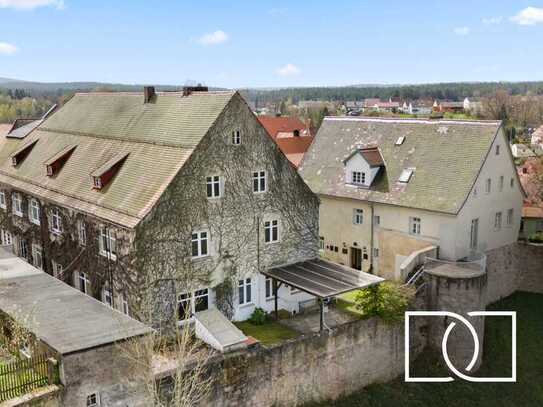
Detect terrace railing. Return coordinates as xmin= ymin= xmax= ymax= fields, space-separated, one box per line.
xmin=0 ymin=354 xmax=58 ymax=402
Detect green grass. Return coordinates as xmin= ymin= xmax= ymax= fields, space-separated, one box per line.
xmin=336 ymin=290 xmax=364 ymax=317
xmin=308 ymin=291 xmax=543 ymax=407
xmin=235 ymin=320 xmax=301 ymax=346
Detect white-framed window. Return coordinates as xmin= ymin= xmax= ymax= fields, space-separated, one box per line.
xmin=102 ymin=287 xmax=113 ymax=307
xmin=29 ymin=199 xmax=40 ymax=225
xmin=353 ymin=208 xmax=364 ymax=225
xmin=253 ymin=170 xmax=267 ymax=193
xmin=496 ymin=144 xmax=500 ymax=155
xmin=99 ymin=226 xmax=117 ymax=260
xmin=494 ymin=212 xmax=502 ymax=230
xmin=1 ymin=229 xmax=12 ymax=246
xmin=409 ymin=217 xmax=421 ymax=235
xmin=50 ymin=208 xmax=62 ymax=234
xmin=18 ymin=239 xmax=28 ymax=260
xmin=93 ymin=176 xmax=102 ymax=189
xmin=499 ymin=175 xmax=504 ymax=192
xmin=374 ymin=215 xmax=380 ymax=225
xmin=485 ymin=178 xmax=491 ymax=194
xmin=77 ymin=271 xmax=90 ymax=294
xmin=52 ymin=260 xmax=63 ymax=278
xmin=470 ymin=218 xmax=479 ymax=250
xmin=238 ymin=278 xmax=252 ymax=305
xmin=191 ymin=230 xmax=209 ymax=258
xmin=319 ymin=236 xmax=324 ymax=250
xmin=373 ymin=248 xmax=379 ymax=258
xmin=232 ymin=130 xmax=241 ymax=145
xmin=177 ymin=288 xmax=209 ymax=320
xmin=206 ymin=175 xmax=222 ymax=199
xmin=86 ymin=392 xmax=100 ymax=407
xmin=0 ymin=191 xmax=6 ymax=209
xmin=264 ymin=219 xmax=279 ymax=243
xmin=352 ymin=171 xmax=365 ymax=185
xmin=265 ymin=277 xmax=274 ymax=299
xmin=78 ymin=219 xmax=87 ymax=246
xmin=507 ymin=209 xmax=514 ymax=226
xmin=12 ymin=192 xmax=22 ymax=217
xmin=121 ymin=294 xmax=129 ymax=315
xmin=32 ymin=244 xmax=43 ymax=269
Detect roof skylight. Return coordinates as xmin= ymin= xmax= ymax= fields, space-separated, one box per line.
xmin=398 ymin=169 xmax=414 ymax=183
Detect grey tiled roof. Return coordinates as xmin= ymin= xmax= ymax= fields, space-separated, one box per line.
xmin=298 ymin=117 xmax=502 ymax=214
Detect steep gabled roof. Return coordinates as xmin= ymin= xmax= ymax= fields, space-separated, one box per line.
xmin=0 ymin=91 xmax=236 ymax=227
xmin=299 ymin=117 xmax=503 ymax=214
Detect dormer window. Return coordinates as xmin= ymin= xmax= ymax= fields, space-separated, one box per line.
xmin=11 ymin=139 xmax=38 ymax=167
xmin=44 ymin=145 xmax=76 ymax=177
xmin=344 ymin=146 xmax=384 ymax=188
xmin=398 ymin=169 xmax=413 ymax=183
xmin=91 ymin=153 xmax=129 ymax=190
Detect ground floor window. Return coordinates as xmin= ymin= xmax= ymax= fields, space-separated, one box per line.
xmin=102 ymin=287 xmax=113 ymax=307
xmin=86 ymin=393 xmax=100 ymax=407
xmin=32 ymin=244 xmax=43 ymax=269
xmin=177 ymin=288 xmax=210 ymax=320
xmin=52 ymin=260 xmax=63 ymax=278
xmin=76 ymin=271 xmax=90 ymax=295
xmin=1 ymin=229 xmax=12 ymax=246
xmin=238 ymin=278 xmax=252 ymax=305
xmin=18 ymin=238 xmax=28 ymax=261
xmin=265 ymin=277 xmax=274 ymax=299
xmin=121 ymin=294 xmax=129 ymax=315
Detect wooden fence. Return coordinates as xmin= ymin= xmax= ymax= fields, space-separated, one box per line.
xmin=0 ymin=354 xmax=58 ymax=402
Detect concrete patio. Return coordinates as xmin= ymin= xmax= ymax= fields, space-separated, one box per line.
xmin=278 ymin=304 xmax=359 ymax=335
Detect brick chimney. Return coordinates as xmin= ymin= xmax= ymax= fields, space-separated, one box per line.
xmin=143 ymin=86 xmax=156 ymax=103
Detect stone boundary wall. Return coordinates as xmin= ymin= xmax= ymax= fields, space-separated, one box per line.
xmin=485 ymin=242 xmax=543 ymax=305
xmin=202 ymin=315 xmax=427 ymax=407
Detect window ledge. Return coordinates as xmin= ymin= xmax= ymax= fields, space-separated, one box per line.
xmin=99 ymin=251 xmax=117 ymax=261
xmin=31 ymin=220 xmax=40 ymax=226
xmin=238 ymin=302 xmax=254 ymax=309
xmin=13 ymin=212 xmax=23 ymax=217
xmin=191 ymin=254 xmax=211 ymax=262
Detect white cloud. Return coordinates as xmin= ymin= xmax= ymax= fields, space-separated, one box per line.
xmin=511 ymin=7 xmax=543 ymax=25
xmin=268 ymin=8 xmax=287 ymax=16
xmin=197 ymin=30 xmax=228 ymax=46
xmin=0 ymin=42 xmax=17 ymax=55
xmin=276 ymin=63 xmax=301 ymax=77
xmin=0 ymin=0 xmax=64 ymax=10
xmin=453 ymin=26 xmax=470 ymax=36
xmin=482 ymin=16 xmax=503 ymax=25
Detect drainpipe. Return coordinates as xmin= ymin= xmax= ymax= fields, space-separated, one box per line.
xmin=369 ymin=203 xmax=374 ymax=274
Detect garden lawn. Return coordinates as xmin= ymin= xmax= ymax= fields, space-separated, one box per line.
xmin=235 ymin=321 xmax=301 ymax=346
xmin=336 ymin=290 xmax=364 ymax=317
xmin=308 ymin=291 xmax=543 ymax=407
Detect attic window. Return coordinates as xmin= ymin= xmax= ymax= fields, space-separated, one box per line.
xmin=91 ymin=153 xmax=129 ymax=190
xmin=44 ymin=145 xmax=77 ymax=176
xmin=395 ymin=136 xmax=405 ymax=146
xmin=398 ymin=169 xmax=414 ymax=183
xmin=10 ymin=139 xmax=38 ymax=166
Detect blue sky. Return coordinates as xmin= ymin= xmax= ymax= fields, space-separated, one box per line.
xmin=1 ymin=0 xmax=543 ymax=88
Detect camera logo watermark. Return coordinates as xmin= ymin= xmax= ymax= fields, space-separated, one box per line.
xmin=404 ymin=311 xmax=516 ymax=382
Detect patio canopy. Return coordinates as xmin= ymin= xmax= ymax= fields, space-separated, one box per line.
xmin=262 ymin=258 xmax=384 ymax=299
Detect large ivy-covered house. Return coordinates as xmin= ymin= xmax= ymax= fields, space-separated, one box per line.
xmin=0 ymin=87 xmax=319 ymax=327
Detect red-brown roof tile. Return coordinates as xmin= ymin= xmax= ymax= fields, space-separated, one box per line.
xmin=258 ymin=116 xmax=309 ymax=139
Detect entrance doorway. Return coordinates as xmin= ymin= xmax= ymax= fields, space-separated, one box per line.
xmin=350 ymin=247 xmax=362 ymax=270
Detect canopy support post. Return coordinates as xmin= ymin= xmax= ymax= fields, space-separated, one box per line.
xmin=319 ymin=298 xmax=324 ymax=332
xmin=273 ymin=279 xmax=282 ymax=321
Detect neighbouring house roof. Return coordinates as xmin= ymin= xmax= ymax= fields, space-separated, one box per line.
xmin=263 ymin=258 xmax=384 ymax=298
xmin=0 ymin=248 xmax=152 ymax=355
xmin=299 ymin=117 xmax=503 ymax=214
xmin=523 ymin=206 xmax=543 ymax=219
xmin=0 ymin=91 xmax=236 ymax=228
xmin=258 ymin=115 xmax=314 ymax=168
xmin=257 ymin=116 xmax=309 ymax=139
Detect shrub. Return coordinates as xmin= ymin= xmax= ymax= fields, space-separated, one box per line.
xmin=248 ymin=307 xmax=268 ymax=325
xmin=354 ymin=282 xmax=415 ymax=323
xmin=528 ymin=232 xmax=543 ymax=243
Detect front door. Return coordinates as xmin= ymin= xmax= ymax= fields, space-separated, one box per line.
xmin=351 ymin=247 xmax=362 ymax=270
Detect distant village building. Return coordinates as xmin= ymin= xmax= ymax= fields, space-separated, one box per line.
xmin=511 ymin=143 xmax=543 ymax=158
xmin=257 ymin=115 xmax=314 ymax=167
xmin=299 ymin=117 xmax=524 ymax=280
xmin=435 ymin=100 xmax=465 ymax=113
xmin=531 ymin=125 xmax=543 ymax=146
xmin=0 ymin=87 xmax=320 ymax=330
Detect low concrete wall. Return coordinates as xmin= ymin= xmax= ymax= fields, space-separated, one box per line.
xmin=203 ymin=315 xmax=427 ymax=406
xmin=486 ymin=242 xmax=543 ymax=305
